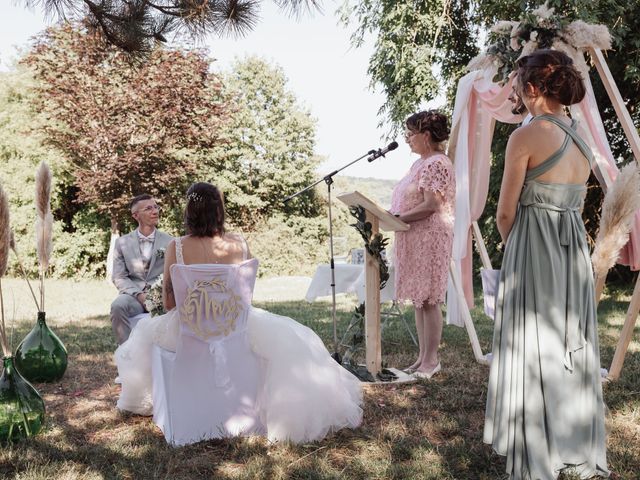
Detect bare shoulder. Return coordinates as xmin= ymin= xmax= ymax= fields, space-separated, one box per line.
xmin=165 ymin=239 xmax=177 ymax=257
xmin=224 ymin=232 xmax=246 ymax=249
xmin=506 ymin=124 xmax=533 ymax=154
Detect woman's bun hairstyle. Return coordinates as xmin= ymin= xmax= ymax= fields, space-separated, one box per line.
xmin=516 ymin=49 xmax=586 ymax=106
xmin=405 ymin=110 xmax=450 ymax=143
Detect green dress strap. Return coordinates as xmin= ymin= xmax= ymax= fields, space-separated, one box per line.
xmin=525 ymin=114 xmax=593 ymax=182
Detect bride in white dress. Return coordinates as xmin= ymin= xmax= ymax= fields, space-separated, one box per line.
xmin=114 ymin=182 xmax=363 ymax=444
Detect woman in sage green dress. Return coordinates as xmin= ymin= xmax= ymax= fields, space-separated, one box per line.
xmin=484 ymin=50 xmax=609 ymax=479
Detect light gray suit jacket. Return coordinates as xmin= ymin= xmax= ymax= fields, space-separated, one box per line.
xmin=111 ymin=229 xmax=173 ymax=296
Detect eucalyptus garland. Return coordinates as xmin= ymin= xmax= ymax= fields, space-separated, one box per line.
xmin=348 ymin=205 xmax=390 ymax=287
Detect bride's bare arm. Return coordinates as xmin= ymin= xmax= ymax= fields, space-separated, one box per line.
xmin=163 ymin=240 xmax=177 ymax=311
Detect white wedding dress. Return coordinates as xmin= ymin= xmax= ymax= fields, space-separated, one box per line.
xmin=114 ymin=237 xmax=363 ymax=444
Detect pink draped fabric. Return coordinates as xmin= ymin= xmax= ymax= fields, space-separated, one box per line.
xmin=446 ymin=68 xmax=640 ymax=328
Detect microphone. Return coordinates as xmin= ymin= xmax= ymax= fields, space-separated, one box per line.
xmin=367 ymin=141 xmax=399 ymax=162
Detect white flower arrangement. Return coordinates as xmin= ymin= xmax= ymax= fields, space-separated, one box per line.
xmin=145 ymin=274 xmax=166 ymax=317
xmin=468 ymin=1 xmax=612 ymax=84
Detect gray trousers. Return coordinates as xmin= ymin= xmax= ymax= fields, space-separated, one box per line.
xmin=111 ymin=293 xmax=145 ymax=344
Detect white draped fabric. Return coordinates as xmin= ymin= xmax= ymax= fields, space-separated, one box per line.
xmin=446 ymin=58 xmax=640 ymax=327
xmin=305 ymin=264 xmax=396 ymax=304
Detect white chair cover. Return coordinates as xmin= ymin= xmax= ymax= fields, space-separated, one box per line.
xmin=151 ymin=258 xmax=265 ymax=446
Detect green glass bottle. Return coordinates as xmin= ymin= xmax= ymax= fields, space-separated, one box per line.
xmin=15 ymin=312 xmax=67 ymax=383
xmin=0 ymin=356 xmax=45 ymax=441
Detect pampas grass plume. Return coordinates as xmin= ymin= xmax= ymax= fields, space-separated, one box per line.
xmin=565 ymin=20 xmax=612 ymax=51
xmin=35 ymin=161 xmax=52 ymax=219
xmin=35 ymin=162 xmax=53 ymax=274
xmin=35 ymin=213 xmax=53 ymax=273
xmin=0 ymin=183 xmax=10 ymax=278
xmin=592 ymin=163 xmax=640 ymax=278
xmin=0 ymin=183 xmax=11 ymax=355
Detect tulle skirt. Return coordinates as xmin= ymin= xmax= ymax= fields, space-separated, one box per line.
xmin=114 ymin=307 xmax=363 ymax=443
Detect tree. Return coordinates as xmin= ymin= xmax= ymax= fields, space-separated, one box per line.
xmin=339 ymin=0 xmax=479 ymax=130
xmin=209 ymin=56 xmax=323 ymax=230
xmin=341 ymin=0 xmax=640 ymax=139
xmin=342 ymin=0 xmax=640 ymax=278
xmin=21 ymin=0 xmax=322 ymax=53
xmin=24 ymin=23 xmax=230 ymax=236
xmin=0 ymin=68 xmax=110 ymax=278
xmin=188 ymin=56 xmax=329 ymax=276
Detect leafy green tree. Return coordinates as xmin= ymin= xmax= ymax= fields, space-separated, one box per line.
xmin=198 ymin=57 xmax=329 ymax=276
xmin=0 ymin=52 xmax=330 ymax=278
xmin=342 ymin=0 xmax=640 ymax=279
xmin=20 ymin=0 xmax=321 ymax=53
xmin=23 ymin=23 xmax=230 ymax=236
xmin=341 ymin=0 xmax=640 ymax=137
xmin=0 ymin=68 xmax=109 ymax=278
xmin=209 ymin=56 xmax=324 ymax=230
xmin=339 ymin=0 xmax=479 ymax=130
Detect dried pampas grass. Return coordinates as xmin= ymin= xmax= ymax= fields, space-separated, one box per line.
xmin=592 ymin=163 xmax=640 ymax=278
xmin=0 ymin=184 xmax=9 ymax=278
xmin=35 ymin=162 xmax=53 ymax=312
xmin=564 ymin=20 xmax=612 ymax=51
xmin=0 ymin=183 xmax=11 ymax=356
xmin=35 ymin=161 xmax=52 ymax=220
xmin=35 ymin=213 xmax=53 ymax=274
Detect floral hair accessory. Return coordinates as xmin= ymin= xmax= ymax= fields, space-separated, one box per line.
xmin=188 ymin=192 xmax=203 ymax=203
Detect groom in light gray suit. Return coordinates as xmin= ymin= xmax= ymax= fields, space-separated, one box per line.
xmin=111 ymin=194 xmax=173 ymax=344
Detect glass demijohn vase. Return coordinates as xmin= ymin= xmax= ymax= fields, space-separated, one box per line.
xmin=15 ymin=311 xmax=67 ymax=382
xmin=0 ymin=355 xmax=45 ymax=441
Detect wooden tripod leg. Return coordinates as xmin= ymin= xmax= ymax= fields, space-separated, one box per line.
xmin=589 ymin=47 xmax=640 ymax=162
xmin=586 ymin=48 xmax=640 ymax=380
xmin=594 ymin=273 xmax=607 ymax=307
xmin=608 ymin=274 xmax=640 ymax=380
xmin=449 ymin=259 xmax=488 ymax=365
xmin=472 ymin=221 xmax=493 ymax=270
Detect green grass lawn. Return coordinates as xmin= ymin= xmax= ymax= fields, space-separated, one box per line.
xmin=0 ymin=277 xmax=638 ymax=480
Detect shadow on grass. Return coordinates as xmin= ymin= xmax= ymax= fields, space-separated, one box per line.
xmin=0 ymin=293 xmax=637 ymax=479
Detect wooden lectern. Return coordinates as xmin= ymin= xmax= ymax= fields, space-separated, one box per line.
xmin=337 ymin=191 xmax=409 ymax=376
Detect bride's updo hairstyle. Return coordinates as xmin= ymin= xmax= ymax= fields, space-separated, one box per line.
xmin=405 ymin=110 xmax=450 ymax=143
xmin=184 ymin=182 xmax=225 ymax=237
xmin=516 ymin=49 xmax=586 ymax=106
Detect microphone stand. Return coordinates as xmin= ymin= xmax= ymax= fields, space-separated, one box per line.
xmin=284 ymin=148 xmax=387 ymax=363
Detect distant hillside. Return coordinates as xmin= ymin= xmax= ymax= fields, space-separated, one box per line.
xmin=332 ymin=175 xmax=396 ymax=209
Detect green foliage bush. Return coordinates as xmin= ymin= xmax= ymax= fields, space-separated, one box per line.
xmin=246 ymin=214 xmax=329 ymax=277
xmin=0 ymin=53 xmax=331 ymax=279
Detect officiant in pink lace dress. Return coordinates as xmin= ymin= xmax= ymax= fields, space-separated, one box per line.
xmin=390 ymin=110 xmax=455 ymax=379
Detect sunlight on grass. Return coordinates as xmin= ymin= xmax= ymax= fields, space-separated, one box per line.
xmin=0 ymin=278 xmax=637 ymax=479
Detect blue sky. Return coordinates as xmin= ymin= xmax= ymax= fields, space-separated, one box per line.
xmin=0 ymin=2 xmax=439 ymax=181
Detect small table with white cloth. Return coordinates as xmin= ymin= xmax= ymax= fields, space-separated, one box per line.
xmin=304 ymin=263 xmax=416 ymax=345
xmin=304 ymin=263 xmax=396 ymax=304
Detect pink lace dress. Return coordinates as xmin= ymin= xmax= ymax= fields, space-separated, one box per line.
xmin=390 ymin=154 xmax=455 ymax=306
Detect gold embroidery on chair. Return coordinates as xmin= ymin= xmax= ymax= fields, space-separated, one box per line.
xmin=180 ymin=278 xmax=243 ymax=339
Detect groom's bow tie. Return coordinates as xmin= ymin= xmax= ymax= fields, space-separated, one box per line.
xmin=139 ymin=237 xmax=154 ymax=244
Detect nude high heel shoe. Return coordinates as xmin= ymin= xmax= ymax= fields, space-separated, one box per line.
xmin=412 ymin=362 xmax=441 ymax=380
